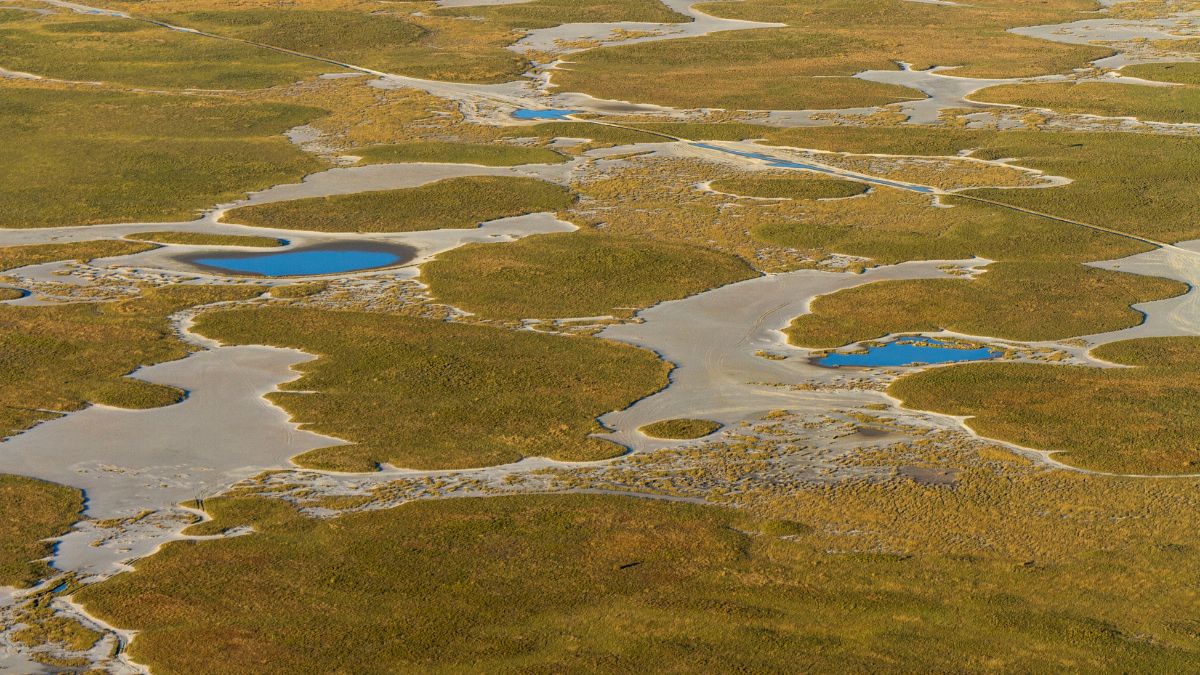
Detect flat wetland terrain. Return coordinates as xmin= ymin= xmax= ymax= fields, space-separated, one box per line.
xmin=5 ymin=0 xmax=1200 ymax=671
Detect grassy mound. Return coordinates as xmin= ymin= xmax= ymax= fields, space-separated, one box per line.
xmin=223 ymin=176 xmax=572 ymax=233
xmin=422 ymin=232 xmax=756 ymax=320
xmin=127 ymin=232 xmax=284 ymax=248
xmin=0 ymin=86 xmax=323 ymax=228
xmin=191 ymin=307 xmax=670 ymax=471
xmin=0 ymin=285 xmax=260 ymax=441
xmin=353 ymin=142 xmax=567 ymax=167
xmin=0 ymin=476 xmax=80 ymax=587
xmin=0 ymin=241 xmax=158 ymax=272
xmin=890 ymin=336 xmax=1200 ymax=475
xmin=640 ymin=418 xmax=723 ymax=439
xmin=710 ymin=176 xmax=867 ymax=200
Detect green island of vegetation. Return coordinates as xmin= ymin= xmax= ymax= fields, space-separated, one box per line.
xmin=191 ymin=307 xmax=670 ymax=471
xmin=0 ymin=475 xmax=80 ymax=588
xmin=640 ymin=418 xmax=724 ymax=439
xmin=0 ymin=240 xmax=158 ymax=272
xmin=352 ymin=142 xmax=568 ymax=167
xmin=126 ymin=232 xmax=285 ymax=248
xmin=891 ymin=337 xmax=1200 ymax=475
xmin=222 ymin=177 xmax=572 ymax=233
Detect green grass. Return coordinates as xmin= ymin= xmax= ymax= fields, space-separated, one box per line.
xmin=75 ymin=492 xmax=1200 ymax=672
xmin=222 ymin=176 xmax=572 ymax=233
xmin=751 ymin=190 xmax=1149 ymax=266
xmin=890 ymin=337 xmax=1200 ymax=475
xmin=353 ymin=142 xmax=567 ymax=167
xmin=786 ymin=261 xmax=1186 ymax=349
xmin=970 ymin=80 xmax=1200 ymax=124
xmin=126 ymin=232 xmax=284 ymax=247
xmin=0 ymin=85 xmax=324 ymax=228
xmin=435 ymin=0 xmax=688 ymax=26
xmin=0 ymin=285 xmax=261 ymax=441
xmin=552 ymin=0 xmax=1107 ymax=110
xmin=0 ymin=475 xmax=81 ymax=587
xmin=421 ymin=232 xmax=757 ymax=320
xmin=710 ymin=176 xmax=868 ymax=200
xmin=0 ymin=14 xmax=326 ymax=89
xmin=640 ymin=418 xmax=723 ymax=439
xmin=191 ymin=307 xmax=670 ymax=471
xmin=1123 ymin=62 xmax=1200 ymax=86
xmin=761 ymin=127 xmax=1200 ymax=243
xmin=0 ymin=240 xmax=158 ymax=272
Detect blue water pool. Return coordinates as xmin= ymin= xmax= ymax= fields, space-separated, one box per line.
xmin=818 ymin=338 xmax=1000 ymax=368
xmin=512 ymin=108 xmax=579 ymax=120
xmin=184 ymin=243 xmax=414 ymax=277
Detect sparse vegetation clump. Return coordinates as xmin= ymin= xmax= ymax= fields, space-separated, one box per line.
xmin=0 ymin=240 xmax=158 ymax=271
xmin=353 ymin=142 xmax=567 ymax=167
xmin=640 ymin=418 xmax=723 ymax=439
xmin=421 ymin=232 xmax=756 ymax=320
xmin=890 ymin=337 xmax=1200 ymax=475
xmin=0 ymin=475 xmax=81 ymax=587
xmin=223 ymin=177 xmax=572 ymax=233
xmin=0 ymin=285 xmax=261 ymax=441
xmin=127 ymin=232 xmax=285 ymax=248
xmin=191 ymin=307 xmax=671 ymax=471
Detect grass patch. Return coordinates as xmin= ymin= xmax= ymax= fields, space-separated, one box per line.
xmin=191 ymin=307 xmax=670 ymax=471
xmin=268 ymin=281 xmax=328 ymax=299
xmin=353 ymin=142 xmax=567 ymax=167
xmin=890 ymin=337 xmax=1200 ymax=474
xmin=421 ymin=232 xmax=756 ymax=320
xmin=970 ymin=80 xmax=1200 ymax=124
xmin=553 ymin=0 xmax=1107 ymax=109
xmin=710 ymin=176 xmax=868 ymax=200
xmin=0 ymin=475 xmax=80 ymax=587
xmin=640 ymin=418 xmax=723 ymax=439
xmin=0 ymin=85 xmax=324 ymax=228
xmin=0 ymin=285 xmax=260 ymax=441
xmin=786 ymin=261 xmax=1185 ymax=348
xmin=1123 ymin=62 xmax=1200 ymax=86
xmin=761 ymin=127 xmax=1200 ymax=243
xmin=127 ymin=232 xmax=284 ymax=247
xmin=76 ymin=492 xmax=1200 ymax=672
xmin=0 ymin=240 xmax=158 ymax=272
xmin=222 ymin=176 xmax=572 ymax=233
xmin=0 ymin=14 xmax=325 ymax=88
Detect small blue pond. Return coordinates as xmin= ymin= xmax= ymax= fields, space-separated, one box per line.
xmin=185 ymin=243 xmax=414 ymax=277
xmin=691 ymin=143 xmax=935 ymax=194
xmin=512 ymin=108 xmax=579 ymax=120
xmin=818 ymin=338 xmax=1000 ymax=368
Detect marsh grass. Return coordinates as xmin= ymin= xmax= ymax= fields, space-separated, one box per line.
xmin=786 ymin=261 xmax=1185 ymax=349
xmin=0 ymin=15 xmax=325 ymax=89
xmin=0 ymin=475 xmax=80 ymax=587
xmin=192 ymin=307 xmax=670 ymax=471
xmin=353 ymin=142 xmax=567 ymax=167
xmin=223 ymin=176 xmax=572 ymax=233
xmin=0 ymin=240 xmax=158 ymax=271
xmin=76 ymin=492 xmax=1200 ymax=672
xmin=640 ymin=418 xmax=723 ymax=439
xmin=127 ymin=232 xmax=284 ymax=248
xmin=0 ymin=85 xmax=324 ymax=228
xmin=970 ymin=81 xmax=1200 ymax=124
xmin=553 ymin=0 xmax=1107 ymax=109
xmin=710 ymin=176 xmax=868 ymax=200
xmin=421 ymin=232 xmax=756 ymax=320
xmin=0 ymin=285 xmax=260 ymax=441
xmin=891 ymin=337 xmax=1200 ymax=474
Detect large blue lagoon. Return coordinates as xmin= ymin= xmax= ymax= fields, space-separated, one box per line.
xmin=183 ymin=243 xmax=415 ymax=277
xmin=818 ymin=337 xmax=1000 ymax=368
